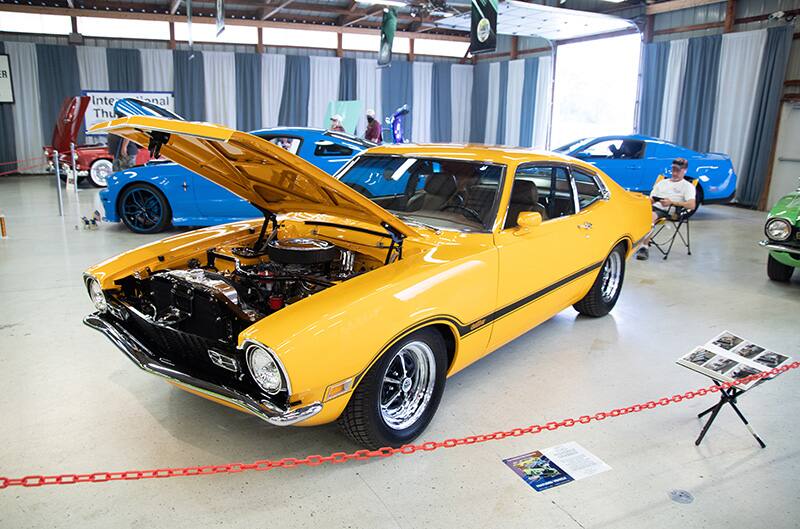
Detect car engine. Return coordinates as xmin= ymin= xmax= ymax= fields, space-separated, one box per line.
xmin=114 ymin=237 xmax=361 ymax=346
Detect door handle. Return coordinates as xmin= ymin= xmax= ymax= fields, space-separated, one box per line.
xmin=578 ymin=222 xmax=593 ymax=230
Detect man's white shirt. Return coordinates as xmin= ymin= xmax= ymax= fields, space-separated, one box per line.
xmin=651 ymin=178 xmax=696 ymax=211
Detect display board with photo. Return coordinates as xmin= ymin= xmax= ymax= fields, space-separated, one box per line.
xmin=676 ymin=331 xmax=792 ymax=390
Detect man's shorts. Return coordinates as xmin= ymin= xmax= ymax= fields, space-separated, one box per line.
xmin=652 ymin=206 xmax=672 ymax=220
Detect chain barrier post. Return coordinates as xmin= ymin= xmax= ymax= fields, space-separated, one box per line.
xmin=53 ymin=150 xmax=64 ymax=217
xmin=70 ymin=142 xmax=79 ymax=193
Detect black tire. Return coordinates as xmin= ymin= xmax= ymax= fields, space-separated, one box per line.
xmin=339 ymin=328 xmax=447 ymax=449
xmin=767 ymin=254 xmax=794 ymax=282
xmin=118 ymin=183 xmax=172 ymax=234
xmin=573 ymin=243 xmax=626 ymax=317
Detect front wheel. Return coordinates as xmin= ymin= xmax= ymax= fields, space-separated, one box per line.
xmin=573 ymin=244 xmax=626 ymax=317
xmin=119 ymin=184 xmax=172 ymax=234
xmin=339 ymin=329 xmax=447 ymax=449
xmin=88 ymin=159 xmax=113 ymax=187
xmin=767 ymin=254 xmax=794 ymax=282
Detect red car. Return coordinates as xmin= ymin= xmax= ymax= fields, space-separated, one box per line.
xmin=44 ymin=96 xmax=149 ymax=187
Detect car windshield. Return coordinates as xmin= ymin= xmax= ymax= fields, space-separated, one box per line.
xmin=339 ymin=155 xmax=505 ymax=231
xmin=554 ymin=138 xmax=589 ymax=153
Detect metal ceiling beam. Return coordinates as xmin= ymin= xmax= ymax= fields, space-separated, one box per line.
xmin=261 ymin=0 xmax=298 ymax=20
xmin=169 ymin=0 xmax=181 ymax=15
xmin=645 ymin=0 xmax=725 ymax=16
xmin=0 ymin=3 xmax=469 ymax=40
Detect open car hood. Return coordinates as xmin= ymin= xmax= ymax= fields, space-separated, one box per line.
xmin=51 ymin=96 xmax=90 ymax=152
xmin=90 ymin=116 xmax=415 ymax=239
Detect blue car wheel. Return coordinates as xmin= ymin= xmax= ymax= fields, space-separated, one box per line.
xmin=119 ymin=183 xmax=172 ymax=234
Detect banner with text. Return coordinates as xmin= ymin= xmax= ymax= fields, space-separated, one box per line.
xmin=0 ymin=54 xmax=13 ymax=104
xmin=82 ymin=91 xmax=175 ymax=135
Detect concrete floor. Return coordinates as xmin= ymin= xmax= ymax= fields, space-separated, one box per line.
xmin=0 ymin=175 xmax=798 ymax=529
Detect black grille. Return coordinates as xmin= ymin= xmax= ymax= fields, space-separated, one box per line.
xmin=123 ymin=308 xmax=238 ymax=381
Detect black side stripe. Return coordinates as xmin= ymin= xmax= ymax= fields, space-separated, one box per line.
xmin=456 ymin=260 xmax=604 ymax=337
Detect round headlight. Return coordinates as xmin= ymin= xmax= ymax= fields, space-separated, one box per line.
xmin=86 ymin=276 xmax=108 ymax=312
xmin=765 ymin=218 xmax=791 ymax=241
xmin=247 ymin=345 xmax=283 ymax=395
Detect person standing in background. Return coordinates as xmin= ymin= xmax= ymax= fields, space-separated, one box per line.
xmin=364 ymin=109 xmax=382 ymax=144
xmin=108 ymin=133 xmax=138 ymax=172
xmin=329 ymin=114 xmax=346 ymax=133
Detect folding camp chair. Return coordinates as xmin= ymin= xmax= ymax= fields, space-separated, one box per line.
xmin=648 ymin=176 xmax=698 ymax=260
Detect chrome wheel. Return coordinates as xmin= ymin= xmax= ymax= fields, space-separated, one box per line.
xmin=89 ymin=159 xmax=113 ymax=187
xmin=380 ymin=341 xmax=437 ymax=430
xmin=600 ymin=251 xmax=622 ymax=303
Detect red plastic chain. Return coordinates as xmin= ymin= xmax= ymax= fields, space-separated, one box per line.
xmin=0 ymin=160 xmax=49 ymax=177
xmin=1 ymin=361 xmax=797 ymax=490
xmin=0 ymin=156 xmax=48 ymax=167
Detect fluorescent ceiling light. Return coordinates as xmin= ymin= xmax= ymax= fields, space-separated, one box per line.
xmin=359 ymin=0 xmax=407 ymax=7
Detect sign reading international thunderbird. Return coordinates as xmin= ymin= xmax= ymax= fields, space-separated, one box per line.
xmin=83 ymin=115 xmax=651 ymax=448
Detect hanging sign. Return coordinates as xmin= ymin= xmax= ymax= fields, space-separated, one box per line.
xmin=470 ymin=0 xmax=497 ymax=55
xmin=216 ymin=0 xmax=225 ymax=36
xmin=82 ymin=91 xmax=175 ymax=135
xmin=0 ymin=54 xmax=13 ymax=104
xmin=378 ymin=8 xmax=397 ymax=67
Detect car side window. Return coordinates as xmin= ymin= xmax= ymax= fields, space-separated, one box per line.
xmin=577 ymin=139 xmax=644 ymax=160
xmin=506 ymin=165 xmax=575 ymax=228
xmin=573 ymin=169 xmax=604 ymax=209
xmin=265 ymin=137 xmax=301 ymax=155
xmin=314 ymin=141 xmax=354 ymax=157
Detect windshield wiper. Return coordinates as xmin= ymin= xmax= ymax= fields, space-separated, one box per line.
xmin=397 ymin=215 xmax=442 ymax=234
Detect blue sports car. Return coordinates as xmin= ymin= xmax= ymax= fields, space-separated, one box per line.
xmin=101 ymin=128 xmax=374 ymax=233
xmin=555 ymin=135 xmax=737 ymax=206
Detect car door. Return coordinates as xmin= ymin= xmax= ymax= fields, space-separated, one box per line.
xmin=574 ymin=138 xmax=646 ymax=192
xmin=570 ymin=166 xmax=619 ymax=265
xmin=488 ymin=164 xmax=596 ymax=351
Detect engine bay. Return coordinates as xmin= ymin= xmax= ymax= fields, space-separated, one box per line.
xmin=113 ymin=235 xmax=379 ymax=346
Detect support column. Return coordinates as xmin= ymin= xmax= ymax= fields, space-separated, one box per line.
xmin=409 ymin=38 xmax=415 ymax=62
xmin=336 ymin=32 xmax=343 ymax=58
xmin=724 ymin=0 xmax=736 ymax=33
xmin=510 ymin=36 xmax=518 ymax=60
xmin=257 ymin=27 xmax=265 ymax=53
xmin=168 ymin=21 xmax=176 ymax=50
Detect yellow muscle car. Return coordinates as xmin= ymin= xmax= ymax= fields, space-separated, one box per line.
xmin=83 ymin=116 xmax=651 ymax=449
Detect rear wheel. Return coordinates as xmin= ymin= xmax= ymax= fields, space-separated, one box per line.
xmin=119 ymin=184 xmax=171 ymax=234
xmin=767 ymin=254 xmax=794 ymax=282
xmin=339 ymin=329 xmax=447 ymax=449
xmin=88 ymin=159 xmax=113 ymax=187
xmin=573 ymin=244 xmax=626 ymax=317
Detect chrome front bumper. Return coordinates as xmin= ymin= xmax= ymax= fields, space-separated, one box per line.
xmin=759 ymin=240 xmax=800 ymax=256
xmin=83 ymin=313 xmax=322 ymax=426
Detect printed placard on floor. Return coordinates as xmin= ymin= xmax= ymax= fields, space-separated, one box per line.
xmin=503 ymin=442 xmax=611 ymax=492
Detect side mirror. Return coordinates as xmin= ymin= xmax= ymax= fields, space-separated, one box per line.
xmin=515 ymin=212 xmax=542 ymax=234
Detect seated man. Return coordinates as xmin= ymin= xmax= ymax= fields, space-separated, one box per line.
xmin=636 ymin=157 xmax=696 ymax=261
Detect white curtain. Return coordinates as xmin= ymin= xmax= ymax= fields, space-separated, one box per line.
xmin=411 ymin=61 xmax=433 ymax=143
xmin=6 ymin=42 xmax=44 ymax=172
xmin=76 ymin=46 xmax=109 ymax=91
xmin=504 ymin=59 xmax=525 ymax=147
xmin=484 ymin=62 xmax=501 ymax=144
xmin=659 ymin=39 xmax=688 ymax=142
xmin=710 ymin=29 xmax=767 ymax=190
xmin=356 ymin=58 xmax=382 ymax=137
xmin=450 ymin=64 xmax=473 ymax=144
xmin=203 ymin=51 xmax=236 ymax=127
xmin=308 ymin=56 xmax=341 ymax=129
xmin=532 ymin=55 xmax=552 ymax=149
xmin=140 ymin=49 xmax=174 ymax=92
xmin=261 ymin=54 xmax=285 ymax=129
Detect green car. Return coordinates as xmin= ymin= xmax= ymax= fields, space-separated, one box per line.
xmin=761 ymin=187 xmax=800 ymax=282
